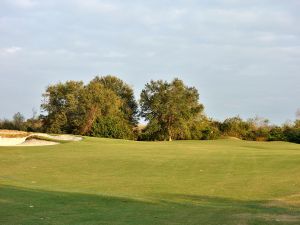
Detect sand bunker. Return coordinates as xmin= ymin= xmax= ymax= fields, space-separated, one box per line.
xmin=0 ymin=130 xmax=82 ymax=147
xmin=0 ymin=137 xmax=28 ymax=146
xmin=33 ymin=133 xmax=83 ymax=141
xmin=18 ymin=139 xmax=59 ymax=146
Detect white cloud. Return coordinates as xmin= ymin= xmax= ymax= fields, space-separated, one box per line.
xmin=194 ymin=8 xmax=293 ymax=27
xmin=256 ymin=33 xmax=297 ymax=43
xmin=73 ymin=40 xmax=90 ymax=48
xmin=10 ymin=0 xmax=37 ymax=8
xmin=1 ymin=47 xmax=22 ymax=55
xmin=105 ymin=51 xmax=127 ymax=58
xmin=75 ymin=0 xmax=118 ymax=13
xmin=145 ymin=52 xmax=156 ymax=58
xmin=207 ymin=9 xmax=259 ymax=23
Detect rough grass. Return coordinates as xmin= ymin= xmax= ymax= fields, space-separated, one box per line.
xmin=0 ymin=130 xmax=29 ymax=138
xmin=1 ymin=138 xmax=300 ymax=225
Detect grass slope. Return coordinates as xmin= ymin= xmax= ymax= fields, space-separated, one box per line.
xmin=1 ymin=138 xmax=300 ymax=225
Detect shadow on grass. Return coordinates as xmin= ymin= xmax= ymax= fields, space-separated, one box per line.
xmin=0 ymin=186 xmax=300 ymax=225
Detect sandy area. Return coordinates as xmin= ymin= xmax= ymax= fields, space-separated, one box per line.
xmin=18 ymin=139 xmax=58 ymax=146
xmin=33 ymin=133 xmax=83 ymax=141
xmin=0 ymin=130 xmax=82 ymax=147
xmin=0 ymin=137 xmax=27 ymax=146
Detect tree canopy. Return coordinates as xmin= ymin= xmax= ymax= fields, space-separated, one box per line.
xmin=2 ymin=75 xmax=299 ymax=144
xmin=41 ymin=76 xmax=137 ymax=139
xmin=140 ymin=78 xmax=204 ymax=141
xmin=91 ymin=76 xmax=139 ymax=125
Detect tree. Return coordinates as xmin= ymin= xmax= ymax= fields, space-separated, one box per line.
xmin=189 ymin=117 xmax=221 ymax=140
xmin=13 ymin=112 xmax=26 ymax=131
xmin=247 ymin=116 xmax=271 ymax=141
xmin=268 ymin=126 xmax=284 ymax=141
xmin=295 ymin=120 xmax=300 ymax=129
xmin=79 ymin=81 xmax=124 ymax=135
xmin=41 ymin=77 xmax=135 ymax=139
xmin=91 ymin=75 xmax=138 ymax=125
xmin=25 ymin=109 xmax=43 ymax=132
xmin=0 ymin=119 xmax=15 ymax=130
xmin=140 ymin=78 xmax=204 ymax=141
xmin=221 ymin=116 xmax=252 ymax=139
xmin=91 ymin=116 xmax=134 ymax=139
xmin=41 ymin=81 xmax=85 ymax=134
xmin=283 ymin=127 xmax=300 ymax=144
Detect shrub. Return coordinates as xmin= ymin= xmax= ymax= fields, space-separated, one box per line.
xmin=190 ymin=119 xmax=221 ymax=140
xmin=268 ymin=127 xmax=284 ymax=141
xmin=283 ymin=127 xmax=300 ymax=144
xmin=91 ymin=116 xmax=134 ymax=140
xmin=220 ymin=116 xmax=251 ymax=139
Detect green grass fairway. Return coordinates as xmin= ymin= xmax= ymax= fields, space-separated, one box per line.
xmin=1 ymin=138 xmax=300 ymax=224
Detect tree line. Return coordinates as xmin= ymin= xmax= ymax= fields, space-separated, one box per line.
xmin=1 ymin=75 xmax=300 ymax=144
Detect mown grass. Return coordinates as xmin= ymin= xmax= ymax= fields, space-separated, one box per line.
xmin=1 ymin=138 xmax=300 ymax=224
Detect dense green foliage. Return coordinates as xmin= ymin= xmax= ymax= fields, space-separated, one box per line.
xmin=0 ymin=112 xmax=42 ymax=132
xmin=139 ymin=78 xmax=204 ymax=141
xmin=189 ymin=118 xmax=221 ymax=140
xmin=39 ymin=76 xmax=136 ymax=139
xmin=1 ymin=76 xmax=299 ymax=144
xmin=218 ymin=116 xmax=300 ymax=143
xmin=284 ymin=126 xmax=300 ymax=144
xmin=1 ymin=138 xmax=300 ymax=224
xmin=91 ymin=75 xmax=139 ymax=125
xmin=91 ymin=116 xmax=134 ymax=139
xmin=41 ymin=80 xmax=85 ymax=134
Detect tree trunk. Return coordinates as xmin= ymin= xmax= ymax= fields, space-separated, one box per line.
xmin=168 ymin=127 xmax=172 ymax=141
xmin=80 ymin=106 xmax=99 ymax=135
xmin=167 ymin=117 xmax=173 ymax=141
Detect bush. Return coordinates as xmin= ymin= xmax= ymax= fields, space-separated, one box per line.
xmin=0 ymin=119 xmax=15 ymax=130
xmin=190 ymin=119 xmax=221 ymax=140
xmin=283 ymin=127 xmax=300 ymax=144
xmin=0 ymin=112 xmax=27 ymax=131
xmin=220 ymin=117 xmax=251 ymax=139
xmin=91 ymin=116 xmax=134 ymax=140
xmin=25 ymin=118 xmax=43 ymax=132
xmin=268 ymin=127 xmax=284 ymax=141
xmin=137 ymin=120 xmax=166 ymax=141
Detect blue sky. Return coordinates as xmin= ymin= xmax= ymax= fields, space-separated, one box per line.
xmin=0 ymin=0 xmax=299 ymax=124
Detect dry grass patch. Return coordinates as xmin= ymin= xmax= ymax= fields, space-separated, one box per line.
xmin=266 ymin=193 xmax=300 ymax=208
xmin=0 ymin=130 xmax=29 ymax=138
xmin=237 ymin=213 xmax=300 ymax=223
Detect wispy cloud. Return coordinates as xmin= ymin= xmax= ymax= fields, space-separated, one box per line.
xmin=74 ymin=0 xmax=118 ymax=13
xmin=105 ymin=51 xmax=128 ymax=58
xmin=9 ymin=0 xmax=37 ymax=9
xmin=255 ymin=33 xmax=297 ymax=43
xmin=0 ymin=46 xmax=22 ymax=55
